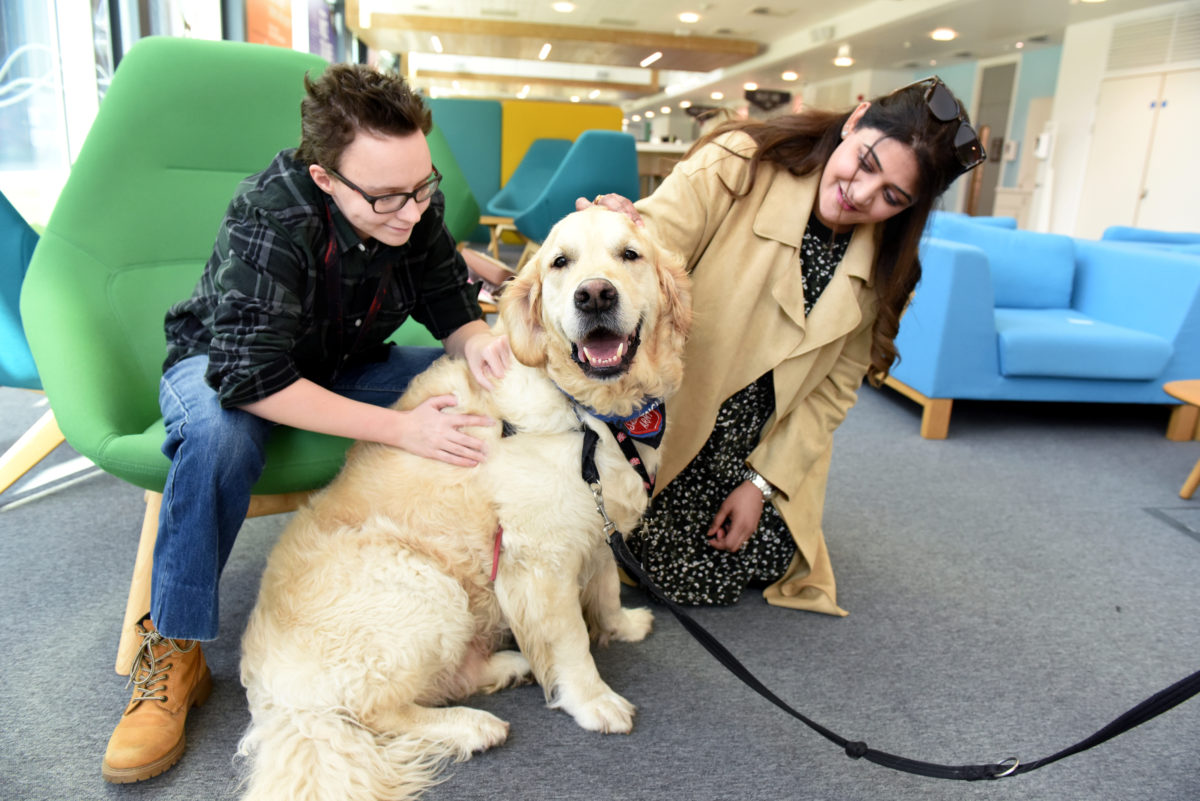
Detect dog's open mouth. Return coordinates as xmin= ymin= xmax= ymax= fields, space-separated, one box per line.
xmin=571 ymin=322 xmax=642 ymax=378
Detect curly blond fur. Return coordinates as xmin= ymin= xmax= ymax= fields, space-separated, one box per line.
xmin=238 ymin=208 xmax=691 ymax=801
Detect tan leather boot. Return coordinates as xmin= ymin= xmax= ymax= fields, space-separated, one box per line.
xmin=101 ymin=619 xmax=213 ymax=783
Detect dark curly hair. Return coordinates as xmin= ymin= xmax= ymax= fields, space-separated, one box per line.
xmin=688 ymin=79 xmax=977 ymax=384
xmin=294 ymin=64 xmax=431 ymax=171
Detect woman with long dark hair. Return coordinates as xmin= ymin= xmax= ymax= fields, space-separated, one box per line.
xmin=588 ymin=77 xmax=984 ymax=611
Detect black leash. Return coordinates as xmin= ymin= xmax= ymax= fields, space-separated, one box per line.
xmin=580 ymin=426 xmax=1200 ymax=781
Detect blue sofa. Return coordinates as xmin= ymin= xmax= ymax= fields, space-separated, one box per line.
xmin=1102 ymin=225 xmax=1200 ymax=248
xmin=884 ymin=215 xmax=1200 ymax=438
xmin=1101 ymin=226 xmax=1200 ymax=258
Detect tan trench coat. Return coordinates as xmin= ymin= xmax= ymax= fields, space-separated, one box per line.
xmin=635 ymin=131 xmax=881 ymax=616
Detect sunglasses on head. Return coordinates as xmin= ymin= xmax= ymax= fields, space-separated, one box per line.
xmin=895 ymin=76 xmax=986 ymax=174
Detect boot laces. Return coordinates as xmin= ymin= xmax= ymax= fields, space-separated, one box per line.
xmin=125 ymin=625 xmax=197 ymax=703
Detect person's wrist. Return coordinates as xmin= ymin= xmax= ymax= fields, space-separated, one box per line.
xmin=743 ymin=467 xmax=776 ymax=501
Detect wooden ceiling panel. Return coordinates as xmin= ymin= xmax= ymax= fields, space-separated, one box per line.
xmin=346 ymin=5 xmax=762 ymax=73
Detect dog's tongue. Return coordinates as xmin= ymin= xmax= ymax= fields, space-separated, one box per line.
xmin=580 ymin=334 xmax=628 ymax=368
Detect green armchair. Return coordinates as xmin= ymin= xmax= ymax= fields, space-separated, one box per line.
xmin=20 ymin=37 xmax=436 ymax=674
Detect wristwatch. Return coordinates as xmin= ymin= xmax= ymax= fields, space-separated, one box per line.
xmin=743 ymin=467 xmax=776 ymax=501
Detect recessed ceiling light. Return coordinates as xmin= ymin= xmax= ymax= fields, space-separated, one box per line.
xmin=570 ymin=96 xmax=580 ymax=103
xmin=679 ymin=100 xmax=692 ymax=109
xmin=640 ymin=51 xmax=663 ymax=68
xmin=645 ymin=110 xmax=656 ymax=118
xmin=1015 ymin=41 xmax=1025 ymax=49
xmin=588 ymin=89 xmax=601 ymax=99
xmin=631 ymin=114 xmax=642 ymax=122
xmin=538 ymin=42 xmax=552 ymax=60
xmin=552 ymin=2 xmax=576 ymax=12
xmin=930 ymin=28 xmax=957 ymax=41
xmin=517 ymin=85 xmax=530 ymax=99
xmin=711 ymin=91 xmax=724 ymax=100
xmin=744 ymin=82 xmax=758 ymax=91
xmin=781 ymin=70 xmax=798 ymax=81
xmin=660 ymin=106 xmax=671 ymax=114
xmin=833 ymin=44 xmax=854 ymax=67
xmin=678 ymin=12 xmax=700 ymax=23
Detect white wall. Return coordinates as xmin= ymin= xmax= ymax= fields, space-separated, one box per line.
xmin=1044 ymin=13 xmax=1114 ymax=235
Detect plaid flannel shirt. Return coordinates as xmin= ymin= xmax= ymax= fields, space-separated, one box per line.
xmin=164 ymin=150 xmax=482 ymax=408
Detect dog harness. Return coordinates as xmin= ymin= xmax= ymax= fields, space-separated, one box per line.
xmin=489 ymin=399 xmax=664 ymax=582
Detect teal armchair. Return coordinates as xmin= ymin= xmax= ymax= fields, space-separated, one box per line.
xmin=1 ymin=189 xmax=65 ymax=494
xmin=510 ymin=130 xmax=640 ymax=255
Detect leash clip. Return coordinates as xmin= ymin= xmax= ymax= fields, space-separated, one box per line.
xmin=990 ymin=757 xmax=1020 ymax=779
xmin=589 ymin=481 xmax=616 ymax=537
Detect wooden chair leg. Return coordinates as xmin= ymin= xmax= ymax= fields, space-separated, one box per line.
xmin=114 ymin=489 xmax=316 ymax=675
xmin=0 ymin=409 xmax=65 ymax=494
xmin=515 ymin=240 xmax=539 ymax=271
xmin=1181 ymin=456 xmax=1200 ymax=500
xmin=115 ymin=491 xmax=161 ymax=675
xmin=479 ymin=215 xmax=515 ymax=261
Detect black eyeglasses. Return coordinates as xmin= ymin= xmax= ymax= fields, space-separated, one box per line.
xmin=897 ymin=76 xmax=986 ymax=174
xmin=325 ymin=166 xmax=442 ymax=213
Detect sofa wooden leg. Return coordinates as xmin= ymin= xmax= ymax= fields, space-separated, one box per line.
xmin=882 ymin=375 xmax=952 ymax=439
xmin=921 ymin=398 xmax=953 ymax=440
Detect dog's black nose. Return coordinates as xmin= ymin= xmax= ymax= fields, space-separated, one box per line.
xmin=574 ymin=279 xmax=618 ymax=314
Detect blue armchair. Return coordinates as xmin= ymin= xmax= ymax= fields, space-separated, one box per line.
xmin=885 ymin=220 xmax=1200 ymax=438
xmin=929 ymin=210 xmax=1017 ymax=230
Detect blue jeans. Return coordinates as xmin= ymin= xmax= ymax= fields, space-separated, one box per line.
xmin=151 ymin=346 xmax=442 ymax=641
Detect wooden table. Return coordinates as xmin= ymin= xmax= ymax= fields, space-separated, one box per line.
xmin=479 ymin=214 xmax=519 ymax=260
xmin=1163 ymin=379 xmax=1200 ymax=499
xmin=636 ymin=141 xmax=690 ymax=197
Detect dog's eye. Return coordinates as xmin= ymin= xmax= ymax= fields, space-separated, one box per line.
xmin=622 ymin=248 xmax=640 ymax=261
xmin=551 ymin=254 xmax=569 ymax=269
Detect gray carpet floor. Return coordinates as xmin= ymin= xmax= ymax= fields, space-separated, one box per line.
xmin=2 ymin=375 xmax=1198 ymax=801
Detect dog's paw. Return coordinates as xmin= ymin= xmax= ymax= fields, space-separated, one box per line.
xmin=569 ymin=690 xmax=636 ymax=734
xmin=447 ymin=709 xmax=510 ymax=760
xmin=610 ymin=606 xmax=653 ymax=642
xmin=477 ymin=650 xmax=533 ymax=694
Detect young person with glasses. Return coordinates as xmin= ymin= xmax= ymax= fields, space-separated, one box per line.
xmin=102 ymin=64 xmax=511 ymax=783
xmin=584 ymin=77 xmax=984 ymax=611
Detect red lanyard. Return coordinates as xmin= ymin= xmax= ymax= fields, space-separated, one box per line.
xmin=322 ymin=203 xmax=394 ymax=362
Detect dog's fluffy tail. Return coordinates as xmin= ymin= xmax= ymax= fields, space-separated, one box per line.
xmin=237 ymin=706 xmax=445 ymax=801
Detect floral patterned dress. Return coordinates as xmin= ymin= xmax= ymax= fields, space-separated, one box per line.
xmin=627 ymin=213 xmax=853 ymax=605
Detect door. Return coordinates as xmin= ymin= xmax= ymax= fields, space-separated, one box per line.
xmin=1135 ymin=69 xmax=1200 ymax=231
xmin=1074 ymin=73 xmax=1162 ymax=239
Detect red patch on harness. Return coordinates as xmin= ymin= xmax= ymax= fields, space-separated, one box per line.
xmin=624 ymin=408 xmax=664 ymax=438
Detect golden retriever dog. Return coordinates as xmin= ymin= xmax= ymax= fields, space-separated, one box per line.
xmin=237 ymin=206 xmax=691 ymax=801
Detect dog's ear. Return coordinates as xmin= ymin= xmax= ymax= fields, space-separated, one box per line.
xmin=499 ymin=265 xmax=548 ymax=367
xmin=653 ymin=245 xmax=693 ymax=341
